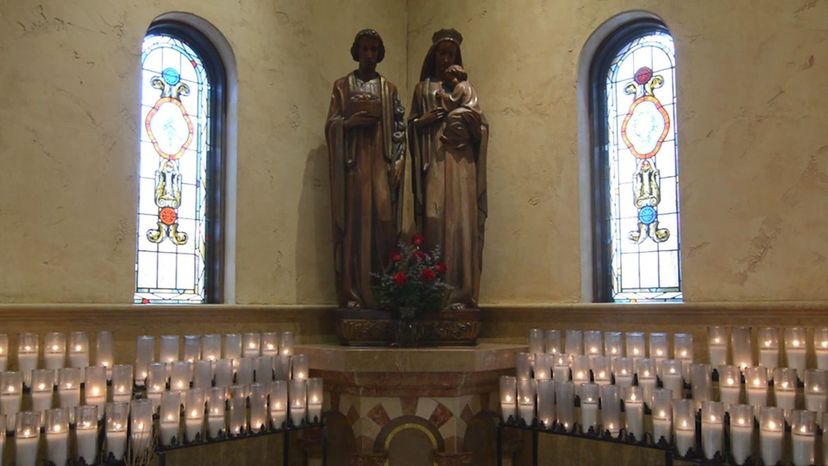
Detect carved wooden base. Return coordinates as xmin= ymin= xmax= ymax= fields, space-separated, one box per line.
xmin=335 ymin=308 xmax=481 ymax=346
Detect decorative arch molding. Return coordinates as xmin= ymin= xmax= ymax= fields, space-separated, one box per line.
xmin=373 ymin=415 xmax=445 ymax=463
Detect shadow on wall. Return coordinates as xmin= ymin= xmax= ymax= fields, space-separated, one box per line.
xmin=295 ymin=144 xmax=336 ymax=303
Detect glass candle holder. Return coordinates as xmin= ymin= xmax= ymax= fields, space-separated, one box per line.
xmin=17 ymin=332 xmax=39 ymax=387
xmin=623 ymin=385 xmax=644 ymax=441
xmin=773 ymin=367 xmax=798 ymax=411
xmin=96 ymin=330 xmax=114 ymax=376
xmin=571 ymin=354 xmax=590 ymax=384
xmin=792 ymin=409 xmax=816 ymax=466
xmin=651 ymin=389 xmax=672 ymax=444
xmin=249 ymin=383 xmax=268 ymax=432
xmin=280 ymin=331 xmax=295 ymax=356
xmin=306 ymin=377 xmax=323 ymax=423
xmin=718 ymin=365 xmax=741 ymax=409
xmin=634 ymin=358 xmax=657 ymax=406
xmin=0 ymin=333 xmax=7 ymax=371
xmin=31 ymin=369 xmax=56 ymax=417
xmin=130 ymin=399 xmax=154 ymax=454
xmin=599 ymin=384 xmax=620 ymax=437
xmin=135 ymin=335 xmax=155 ymax=384
xmin=84 ymin=365 xmax=107 ymax=416
xmin=75 ymin=405 xmax=99 ymax=464
xmin=214 ymin=359 xmax=234 ymax=388
xmin=160 ymin=390 xmax=182 ymax=446
xmin=536 ymin=379 xmax=555 ymax=429
xmin=603 ymin=332 xmax=623 ymax=357
xmin=590 ymin=356 xmax=611 ymax=385
xmin=202 ymin=334 xmax=222 ymax=362
xmin=544 ymin=329 xmax=561 ymax=354
xmin=193 ymin=360 xmax=213 ymax=389
xmin=223 ymin=333 xmax=242 ymax=363
xmin=228 ymin=385 xmax=248 ymax=435
xmin=106 ymin=402 xmax=129 ymax=461
xmin=111 ymin=364 xmax=133 ymax=403
xmin=673 ymin=333 xmax=694 ymax=381
xmin=534 ymin=353 xmax=553 ymax=380
xmin=45 ymin=407 xmax=70 ymax=466
xmin=170 ymin=360 xmax=192 ymax=392
xmin=579 ymin=382 xmax=600 ymax=434
xmin=552 ymin=353 xmax=570 ymax=382
xmin=1 ymin=371 xmax=22 ymax=430
xmin=785 ymin=327 xmax=807 ymax=374
xmin=701 ymin=401 xmax=724 ymax=460
xmin=554 ymin=381 xmax=575 ymax=431
xmin=816 ymin=328 xmax=828 ymax=370
xmin=612 ymin=357 xmax=633 ymax=388
xmin=745 ymin=366 xmax=769 ymax=409
xmin=804 ymin=369 xmax=828 ymax=412
xmin=68 ymin=331 xmax=90 ymax=369
xmin=625 ymin=332 xmax=645 ymax=359
xmin=515 ymin=352 xmax=532 ymax=380
xmin=15 ymin=411 xmax=41 ymax=466
xmin=673 ymin=399 xmax=696 ymax=456
xmin=758 ymin=327 xmax=780 ymax=370
xmin=707 ymin=326 xmax=728 ymax=367
xmin=182 ymin=335 xmax=201 ymax=363
xmin=584 ymin=330 xmax=603 ymax=356
xmin=146 ymin=362 xmax=167 ymax=411
xmin=528 ymin=328 xmax=544 ymax=355
xmin=207 ymin=386 xmax=228 ymax=439
xmin=517 ymin=378 xmax=536 ymax=425
xmin=58 ymin=367 xmax=82 ymax=414
xmin=661 ymin=359 xmax=683 ymax=400
xmin=729 ymin=404 xmax=754 ymax=465
xmin=270 ymin=380 xmax=288 ymax=429
xmin=184 ymin=387 xmax=205 ymax=442
xmin=243 ymin=332 xmax=261 ymax=357
xmin=262 ymin=332 xmax=280 ymax=357
xmin=275 ymin=354 xmax=291 ymax=381
xmin=292 ymin=353 xmax=309 ymax=381
xmin=760 ymin=406 xmax=785 ymax=466
xmin=565 ymin=330 xmax=583 ymax=355
xmin=500 ymin=375 xmax=517 ymax=422
xmin=289 ymin=379 xmax=307 ymax=427
xmin=730 ymin=327 xmax=753 ymax=370
xmin=44 ymin=331 xmax=67 ymax=370
xmin=160 ymin=335 xmax=180 ymax=366
xmin=237 ymin=357 xmax=255 ymax=385
xmin=690 ymin=363 xmax=712 ymax=411
xmin=649 ymin=332 xmax=669 ymax=361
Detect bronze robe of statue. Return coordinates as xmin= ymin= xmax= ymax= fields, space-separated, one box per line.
xmin=409 ymin=77 xmax=488 ymax=308
xmin=325 ymin=72 xmax=405 ymax=309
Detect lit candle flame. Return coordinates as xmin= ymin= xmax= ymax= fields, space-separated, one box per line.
xmin=53 ymin=424 xmax=62 ymax=433
xmin=726 ymin=377 xmax=735 ymax=386
xmin=737 ymin=418 xmax=746 ymax=425
xmin=505 ymin=395 xmax=512 ymax=403
xmin=801 ymin=425 xmax=808 ymax=433
xmin=74 ymin=345 xmax=82 ymax=352
xmin=669 ymin=367 xmax=676 ymax=374
xmin=764 ymin=340 xmax=772 ymax=347
xmin=822 ymin=341 xmax=828 ymax=349
xmin=656 ymin=349 xmax=663 ymax=356
xmin=679 ymin=350 xmax=687 ymax=358
xmin=753 ymin=378 xmax=762 ymax=387
xmin=37 ymin=383 xmax=46 ymax=390
xmin=793 ymin=340 xmax=801 ymax=347
xmin=768 ymin=421 xmax=777 ymax=430
xmin=51 ymin=345 xmax=60 ymax=351
xmin=713 ymin=337 xmax=720 ymax=344
xmin=633 ymin=348 xmax=640 ymax=355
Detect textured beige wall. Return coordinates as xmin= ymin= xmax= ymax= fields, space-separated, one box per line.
xmin=407 ymin=0 xmax=828 ymax=303
xmin=0 ymin=0 xmax=407 ymax=303
xmin=1 ymin=0 xmax=826 ymax=305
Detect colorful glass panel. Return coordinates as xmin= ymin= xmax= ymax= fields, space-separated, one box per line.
xmin=605 ymin=31 xmax=682 ymax=302
xmin=135 ymin=33 xmax=211 ymax=304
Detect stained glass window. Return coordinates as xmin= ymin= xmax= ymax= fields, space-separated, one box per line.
xmin=594 ymin=24 xmax=682 ymax=303
xmin=135 ymin=24 xmax=223 ymax=304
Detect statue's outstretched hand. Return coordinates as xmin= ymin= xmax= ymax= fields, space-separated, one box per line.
xmin=416 ymin=108 xmax=446 ymax=127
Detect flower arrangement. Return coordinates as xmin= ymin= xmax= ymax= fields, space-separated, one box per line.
xmin=373 ymin=234 xmax=451 ymax=318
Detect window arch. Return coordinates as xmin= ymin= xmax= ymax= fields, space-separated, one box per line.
xmin=591 ymin=20 xmax=682 ymax=303
xmin=135 ymin=21 xmax=226 ymax=304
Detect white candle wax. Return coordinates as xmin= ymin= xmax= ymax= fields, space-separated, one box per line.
xmin=788 ymin=348 xmax=807 ymax=373
xmin=730 ymin=424 xmax=753 ymax=465
xmin=0 ymin=355 xmax=6 ymax=371
xmin=614 ymin=375 xmax=633 ymax=388
xmin=0 ymin=394 xmax=21 ymax=430
xmin=47 ymin=430 xmax=69 ymax=466
xmin=719 ymin=386 xmax=740 ymax=408
xmin=208 ymin=415 xmax=225 ymax=438
xmin=160 ymin=421 xmax=179 ymax=446
xmin=85 ymin=396 xmax=106 ymax=419
xmin=185 ymin=418 xmax=203 ymax=442
xmin=775 ymin=389 xmax=796 ymax=410
xmin=290 ymin=405 xmax=306 ymax=427
xmin=76 ymin=427 xmax=97 ymax=464
xmin=147 ymin=391 xmax=162 ymax=412
xmin=271 ymin=410 xmax=287 ymax=430
xmin=58 ymin=389 xmax=80 ymax=411
xmin=662 ymin=373 xmax=683 ymax=400
xmin=553 ymin=366 xmax=569 ymax=382
xmin=15 ymin=435 xmax=39 ymax=466
xmin=106 ymin=430 xmax=127 ymax=461
xmin=18 ymin=352 xmax=37 ymax=386
xmin=709 ymin=346 xmax=727 ymax=367
xmin=793 ymin=432 xmax=815 ymax=466
xmin=68 ymin=351 xmax=89 ymax=369
xmin=624 ymin=401 xmax=644 ymax=440
xmin=817 ymin=350 xmax=828 ymax=370
xmin=518 ymin=404 xmax=534 ymax=425
xmin=131 ymin=424 xmax=152 ymax=455
xmin=806 ymin=393 xmax=827 ymax=413
xmin=675 ymin=428 xmax=695 ymax=457
xmin=702 ymin=422 xmax=723 ymax=460
xmin=747 ymin=387 xmax=768 ymax=409
xmin=638 ymin=378 xmax=656 ymax=406
xmin=759 ymin=348 xmax=778 ymax=370
xmin=308 ymin=403 xmax=322 ymax=423
xmin=112 ymin=392 xmax=132 ymax=404
xmin=581 ymin=402 xmax=598 ymax=432
xmin=652 ymin=418 xmax=671 ymax=444
xmin=31 ymin=390 xmax=53 ymax=415
xmin=44 ymin=352 xmax=64 ymax=370
xmin=500 ymin=403 xmax=516 ymax=422
xmin=761 ymin=429 xmax=784 ymax=466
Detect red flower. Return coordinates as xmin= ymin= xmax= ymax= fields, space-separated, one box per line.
xmin=393 ymin=272 xmax=407 ymax=287
xmin=141 ymin=298 xmax=150 ymax=304
xmin=421 ymin=268 xmax=436 ymax=282
xmin=414 ymin=250 xmax=427 ymax=262
xmin=411 ymin=233 xmax=425 ymax=246
xmin=435 ymin=261 xmax=447 ymax=273
xmin=389 ymin=249 xmax=402 ymax=262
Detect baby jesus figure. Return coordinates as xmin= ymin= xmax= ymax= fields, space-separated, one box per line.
xmin=435 ymin=64 xmax=484 ymax=149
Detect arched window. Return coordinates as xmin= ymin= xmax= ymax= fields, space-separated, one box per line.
xmin=591 ymin=21 xmax=682 ymax=303
xmin=135 ymin=21 xmax=226 ymax=304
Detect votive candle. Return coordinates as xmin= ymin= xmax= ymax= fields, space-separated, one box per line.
xmin=579 ymin=383 xmax=599 ymax=434
xmin=243 ymin=332 xmax=261 ymax=357
xmin=105 ymin=402 xmax=129 ymax=461
xmin=262 ymin=332 xmax=279 ymax=357
xmin=515 ymin=352 xmax=532 ymax=380
xmin=0 ymin=371 xmax=22 ymax=430
xmin=183 ymin=335 xmax=201 ymax=362
xmin=160 ymin=335 xmax=180 ymax=366
xmin=135 ymin=335 xmax=155 ymax=384
xmin=130 ymin=399 xmax=154 ymax=454
xmin=184 ymin=388 xmax=205 ymax=442
xmin=536 ymin=379 xmax=555 ymax=429
xmin=45 ymin=408 xmax=69 ymax=466
xmin=229 ymin=385 xmax=247 ymax=434
xmin=599 ymin=384 xmax=620 ymax=437
xmin=603 ymin=331 xmax=622 ymax=357
xmin=500 ymin=376 xmax=517 ymax=422
xmin=701 ymin=401 xmax=724 ymax=460
xmin=207 ymin=386 xmax=228 ymax=439
xmin=31 ymin=369 xmax=55 ymax=419
xmin=270 ymin=380 xmax=288 ymax=429
xmin=792 ymin=409 xmax=816 ymax=466
xmin=729 ymin=404 xmax=754 ymax=465
xmin=554 ymin=381 xmax=575 ymax=431
xmin=528 ymin=328 xmax=544 ymax=356
xmin=760 ymin=407 xmax=785 ymax=466
xmin=816 ymin=327 xmax=828 ymax=370
xmin=623 ymin=385 xmax=644 ymax=441
xmin=718 ymin=365 xmax=742 ymax=409
xmin=193 ymin=360 xmax=213 ymax=389
xmin=96 ymin=330 xmax=114 ymax=377
xmin=673 ymin=333 xmax=694 ymax=381
xmin=544 ymin=329 xmax=561 ymax=354
xmin=214 ymin=359 xmax=234 ymax=388
xmin=160 ymin=390 xmax=182 ymax=446
xmin=758 ymin=327 xmax=780 ymax=370
xmin=15 ymin=411 xmax=40 ymax=466
xmin=625 ymin=332 xmax=645 ymax=359
xmin=44 ymin=331 xmax=67 ymax=370
xmin=57 ymin=367 xmax=81 ymax=414
xmin=707 ymin=326 xmax=728 ymax=367
xmin=673 ymin=399 xmax=696 ymax=457
xmin=249 ymin=383 xmax=268 ymax=432
xmin=224 ymin=333 xmax=242 ymax=364
xmin=730 ymin=326 xmax=752 ymax=370
xmin=202 ymin=334 xmax=222 ymax=362
xmin=785 ymin=327 xmax=807 ymax=374
xmin=289 ymin=379 xmax=307 ymax=427
xmin=660 ymin=360 xmax=683 ymax=400
xmin=68 ymin=331 xmax=90 ymax=371
xmin=584 ymin=330 xmax=602 ymax=356
xmin=280 ymin=331 xmax=295 ymax=356
xmin=564 ymin=330 xmax=583 ymax=356
xmin=17 ymin=333 xmax=38 ymax=387
xmin=111 ymin=364 xmax=133 ymax=403
xmin=517 ymin=378 xmax=536 ymax=425
xmin=75 ymin=405 xmax=98 ymax=464
xmin=774 ymin=367 xmax=798 ymax=411
xmin=651 ymin=389 xmax=672 ymax=444
xmin=292 ymin=353 xmax=309 ymax=381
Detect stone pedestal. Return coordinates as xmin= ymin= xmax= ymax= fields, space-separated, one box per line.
xmin=299 ymin=343 xmax=524 ymax=466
